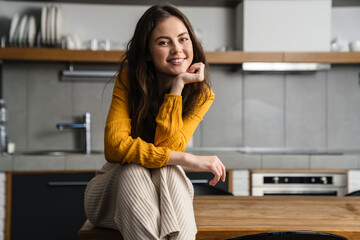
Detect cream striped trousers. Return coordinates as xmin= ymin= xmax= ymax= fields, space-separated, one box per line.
xmin=84 ymin=163 xmax=197 ymax=240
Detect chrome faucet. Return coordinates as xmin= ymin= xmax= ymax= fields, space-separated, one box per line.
xmin=56 ymin=112 xmax=91 ymax=154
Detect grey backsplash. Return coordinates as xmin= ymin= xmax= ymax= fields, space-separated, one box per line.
xmin=2 ymin=63 xmax=360 ymax=168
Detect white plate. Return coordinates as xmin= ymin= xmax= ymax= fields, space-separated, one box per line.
xmin=22 ymin=16 xmax=30 ymax=47
xmin=50 ymin=6 xmax=56 ymax=45
xmin=18 ymin=15 xmax=28 ymax=47
xmin=28 ymin=16 xmax=36 ymax=47
xmin=9 ymin=13 xmax=19 ymax=44
xmin=55 ymin=6 xmax=63 ymax=46
xmin=41 ymin=6 xmax=47 ymax=45
xmin=46 ymin=6 xmax=52 ymax=45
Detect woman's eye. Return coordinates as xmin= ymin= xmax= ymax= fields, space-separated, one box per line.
xmin=159 ymin=41 xmax=169 ymax=46
xmin=180 ymin=38 xmax=188 ymax=42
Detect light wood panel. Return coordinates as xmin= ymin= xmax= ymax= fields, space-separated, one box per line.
xmin=194 ymin=196 xmax=360 ymax=240
xmin=206 ymin=51 xmax=283 ymax=63
xmin=2 ymin=48 xmax=360 ymax=64
xmin=284 ymin=52 xmax=360 ymax=63
xmin=0 ymin=48 xmax=125 ymax=63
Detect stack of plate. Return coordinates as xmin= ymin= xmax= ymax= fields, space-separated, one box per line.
xmin=41 ymin=5 xmax=63 ymax=47
xmin=8 ymin=5 xmax=63 ymax=48
xmin=9 ymin=14 xmax=36 ymax=47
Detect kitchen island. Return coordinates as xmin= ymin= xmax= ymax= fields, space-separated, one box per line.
xmin=194 ymin=196 xmax=360 ymax=240
xmin=78 ymin=195 xmax=360 ymax=240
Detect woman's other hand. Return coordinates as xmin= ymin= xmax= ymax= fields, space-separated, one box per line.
xmin=170 ymin=62 xmax=205 ymax=95
xmin=169 ymin=151 xmax=226 ymax=186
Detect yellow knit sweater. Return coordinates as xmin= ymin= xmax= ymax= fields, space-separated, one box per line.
xmin=104 ymin=69 xmax=215 ymax=168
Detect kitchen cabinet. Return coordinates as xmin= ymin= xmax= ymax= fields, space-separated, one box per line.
xmin=1 ymin=48 xmax=360 ymax=64
xmin=6 ymin=171 xmax=96 ymax=240
xmin=185 ymin=171 xmax=233 ymax=194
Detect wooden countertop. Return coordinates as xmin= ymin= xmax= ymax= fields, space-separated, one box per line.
xmin=194 ymin=196 xmax=360 ymax=240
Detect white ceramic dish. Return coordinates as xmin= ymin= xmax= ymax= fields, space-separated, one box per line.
xmin=46 ymin=6 xmax=52 ymax=45
xmin=22 ymin=16 xmax=30 ymax=47
xmin=18 ymin=15 xmax=28 ymax=47
xmin=50 ymin=6 xmax=56 ymax=45
xmin=9 ymin=13 xmax=19 ymax=44
xmin=28 ymin=16 xmax=36 ymax=47
xmin=55 ymin=6 xmax=63 ymax=45
xmin=41 ymin=6 xmax=47 ymax=45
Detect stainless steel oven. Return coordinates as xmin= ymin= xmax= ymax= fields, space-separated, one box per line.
xmin=251 ymin=171 xmax=347 ymax=196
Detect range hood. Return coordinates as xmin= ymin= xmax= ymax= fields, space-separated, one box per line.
xmin=242 ymin=62 xmax=331 ymax=72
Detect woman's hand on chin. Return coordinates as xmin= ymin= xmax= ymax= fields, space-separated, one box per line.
xmin=170 ymin=62 xmax=205 ymax=95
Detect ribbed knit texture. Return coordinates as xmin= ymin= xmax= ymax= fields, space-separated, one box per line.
xmin=84 ymin=163 xmax=196 ymax=240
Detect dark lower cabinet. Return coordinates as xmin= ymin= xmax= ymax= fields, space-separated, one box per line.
xmin=9 ymin=170 xmax=231 ymax=239
xmin=185 ymin=171 xmax=232 ymax=195
xmin=10 ymin=172 xmax=95 ymax=240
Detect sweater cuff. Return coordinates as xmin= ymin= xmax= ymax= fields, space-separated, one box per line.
xmin=161 ymin=148 xmax=172 ymax=167
xmin=164 ymin=94 xmax=182 ymax=99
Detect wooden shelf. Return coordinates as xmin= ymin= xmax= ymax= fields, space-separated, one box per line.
xmin=1 ymin=48 xmax=360 ymax=64
xmin=284 ymin=52 xmax=360 ymax=64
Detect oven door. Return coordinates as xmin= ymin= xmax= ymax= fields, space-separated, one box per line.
xmin=252 ymin=187 xmax=347 ymax=196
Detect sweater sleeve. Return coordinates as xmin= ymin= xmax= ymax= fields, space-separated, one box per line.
xmin=154 ymin=88 xmax=215 ymax=152
xmin=104 ymin=70 xmax=171 ymax=168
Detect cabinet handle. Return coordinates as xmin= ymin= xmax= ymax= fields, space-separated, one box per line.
xmin=48 ymin=181 xmax=89 ymax=186
xmin=190 ymin=179 xmax=208 ymax=184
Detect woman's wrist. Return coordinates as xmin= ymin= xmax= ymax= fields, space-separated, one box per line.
xmin=170 ymin=77 xmax=184 ymax=95
xmin=168 ymin=151 xmax=191 ymax=166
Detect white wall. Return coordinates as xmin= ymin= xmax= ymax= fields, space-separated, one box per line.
xmin=0 ymin=1 xmax=235 ymax=51
xmin=331 ymin=6 xmax=360 ymax=42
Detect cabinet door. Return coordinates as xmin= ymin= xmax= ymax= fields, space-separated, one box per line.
xmin=185 ymin=171 xmax=232 ymax=195
xmin=10 ymin=172 xmax=95 ymax=240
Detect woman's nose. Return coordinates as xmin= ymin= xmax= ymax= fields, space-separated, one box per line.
xmin=171 ymin=43 xmax=182 ymax=54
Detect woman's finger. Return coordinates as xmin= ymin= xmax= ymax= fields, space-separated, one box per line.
xmin=221 ymin=163 xmax=226 ymax=182
xmin=210 ymin=158 xmax=222 ymax=186
xmin=187 ymin=62 xmax=203 ymax=73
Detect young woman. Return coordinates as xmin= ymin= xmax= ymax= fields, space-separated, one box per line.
xmin=85 ymin=3 xmax=226 ymax=240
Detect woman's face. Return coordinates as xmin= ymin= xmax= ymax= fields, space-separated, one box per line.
xmin=148 ymin=16 xmax=194 ymax=79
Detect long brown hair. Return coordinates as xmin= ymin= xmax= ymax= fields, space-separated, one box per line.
xmin=118 ymin=3 xmax=211 ymax=143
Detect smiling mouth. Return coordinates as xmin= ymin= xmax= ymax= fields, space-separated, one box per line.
xmin=168 ymin=58 xmax=185 ymax=64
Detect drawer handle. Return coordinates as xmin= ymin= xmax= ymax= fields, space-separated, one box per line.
xmin=48 ymin=181 xmax=89 ymax=186
xmin=190 ymin=179 xmax=208 ymax=184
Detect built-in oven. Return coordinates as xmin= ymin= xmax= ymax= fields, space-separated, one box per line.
xmin=251 ymin=170 xmax=347 ymax=196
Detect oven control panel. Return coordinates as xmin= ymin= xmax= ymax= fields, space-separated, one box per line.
xmin=264 ymin=176 xmax=332 ymax=184
xmin=251 ymin=171 xmax=347 ymax=196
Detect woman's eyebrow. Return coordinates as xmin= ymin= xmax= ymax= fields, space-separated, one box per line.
xmin=154 ymin=32 xmax=189 ymax=41
xmin=178 ymin=32 xmax=189 ymax=37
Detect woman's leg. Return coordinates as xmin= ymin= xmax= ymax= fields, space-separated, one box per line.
xmin=151 ymin=166 xmax=197 ymax=240
xmin=85 ymin=163 xmax=163 ymax=240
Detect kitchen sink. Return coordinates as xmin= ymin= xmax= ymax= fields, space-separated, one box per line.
xmin=20 ymin=150 xmax=103 ymax=156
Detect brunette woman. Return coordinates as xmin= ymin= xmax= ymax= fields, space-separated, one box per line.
xmin=85 ymin=3 xmax=226 ymax=240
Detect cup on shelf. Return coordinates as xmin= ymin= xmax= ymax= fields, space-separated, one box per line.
xmin=1 ymin=35 xmax=6 ymax=48
xmin=350 ymin=40 xmax=360 ymax=52
xmin=331 ymin=36 xmax=349 ymax=52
